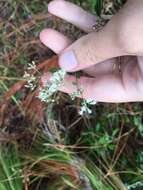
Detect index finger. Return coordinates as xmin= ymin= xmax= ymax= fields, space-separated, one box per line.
xmin=48 ymin=0 xmax=97 ymax=32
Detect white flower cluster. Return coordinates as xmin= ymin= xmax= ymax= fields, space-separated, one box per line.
xmin=23 ymin=71 xmax=36 ymax=91
xmin=27 ymin=61 xmax=36 ymax=70
xmin=37 ymin=68 xmax=97 ymax=115
xmin=38 ymin=69 xmax=66 ymax=103
xmin=23 ymin=61 xmax=37 ymax=91
xmin=70 ymin=86 xmax=96 ymax=115
xmin=79 ymin=99 xmax=97 ymax=116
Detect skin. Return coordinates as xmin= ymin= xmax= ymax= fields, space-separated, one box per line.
xmin=40 ymin=0 xmax=143 ymax=103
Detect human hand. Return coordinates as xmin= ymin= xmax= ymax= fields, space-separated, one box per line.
xmin=40 ymin=0 xmax=143 ymax=103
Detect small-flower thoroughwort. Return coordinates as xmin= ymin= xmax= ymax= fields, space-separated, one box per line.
xmin=23 ymin=61 xmax=37 ymax=91
xmin=70 ymin=80 xmax=97 ymax=115
xmin=79 ymin=98 xmax=97 ymax=116
xmin=27 ymin=61 xmax=36 ymax=70
xmin=38 ymin=68 xmax=97 ymax=115
xmin=38 ymin=69 xmax=66 ymax=103
xmin=23 ymin=71 xmax=36 ymax=91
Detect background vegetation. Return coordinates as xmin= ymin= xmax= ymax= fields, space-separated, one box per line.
xmin=0 ymin=0 xmax=143 ymax=189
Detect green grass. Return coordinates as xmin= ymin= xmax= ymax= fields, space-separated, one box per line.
xmin=0 ymin=0 xmax=143 ymax=190
xmin=0 ymin=144 xmax=22 ymax=190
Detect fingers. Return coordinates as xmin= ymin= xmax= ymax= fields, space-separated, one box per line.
xmin=41 ymin=70 xmax=143 ymax=103
xmin=81 ymin=58 xmax=116 ymax=77
xmin=40 ymin=28 xmax=71 ymax=54
xmin=137 ymin=56 xmax=143 ymax=74
xmin=41 ymin=0 xmax=129 ymax=75
xmin=40 ymin=28 xmax=124 ymax=73
xmin=42 ymin=1 xmax=124 ymax=73
xmin=41 ymin=56 xmax=143 ymax=103
xmin=47 ymin=0 xmax=131 ymax=72
xmin=58 ymin=28 xmax=126 ymax=72
xmin=39 ymin=28 xmax=117 ymax=76
xmin=40 ymin=25 xmax=126 ymax=74
xmin=48 ymin=0 xmax=97 ymax=32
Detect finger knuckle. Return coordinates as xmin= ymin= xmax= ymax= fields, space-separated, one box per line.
xmin=117 ymin=17 xmax=143 ymax=54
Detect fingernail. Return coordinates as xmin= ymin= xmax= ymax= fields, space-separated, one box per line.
xmin=59 ymin=51 xmax=78 ymax=71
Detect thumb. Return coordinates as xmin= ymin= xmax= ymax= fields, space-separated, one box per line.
xmin=59 ymin=21 xmax=127 ymax=72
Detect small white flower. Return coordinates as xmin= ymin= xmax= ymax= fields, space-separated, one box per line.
xmin=27 ymin=61 xmax=36 ymax=70
xmin=79 ymin=105 xmax=92 ymax=115
xmin=38 ymin=69 xmax=66 ymax=103
xmin=50 ymin=69 xmax=66 ymax=84
xmin=78 ymin=98 xmax=96 ymax=116
xmin=23 ymin=71 xmax=30 ymax=78
xmin=23 ymin=71 xmax=36 ymax=91
xmin=38 ymin=68 xmax=97 ymax=115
